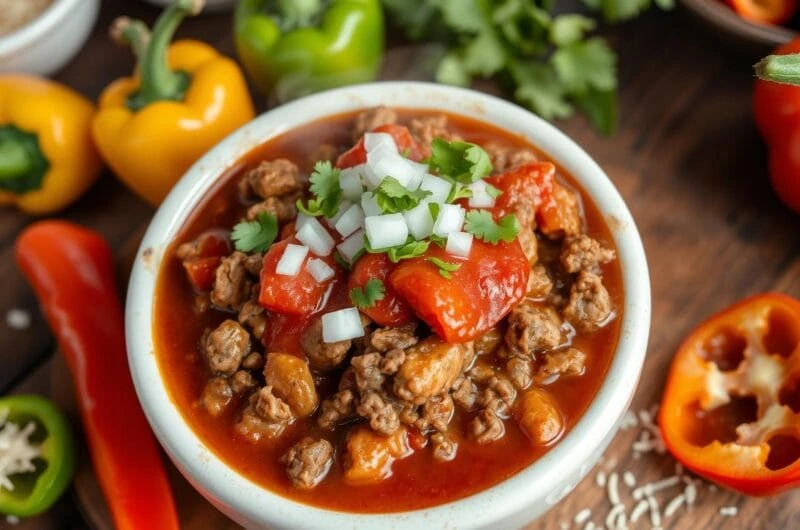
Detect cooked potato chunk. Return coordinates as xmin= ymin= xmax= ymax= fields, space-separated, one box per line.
xmin=344 ymin=425 xmax=411 ymax=484
xmin=516 ymin=388 xmax=564 ymax=445
xmin=393 ymin=337 xmax=471 ymax=405
xmin=264 ymin=353 xmax=319 ymax=417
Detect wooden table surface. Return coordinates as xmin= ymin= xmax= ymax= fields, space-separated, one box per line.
xmin=2 ymin=1 xmax=799 ymax=529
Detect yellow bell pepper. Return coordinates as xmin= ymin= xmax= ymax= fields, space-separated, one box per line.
xmin=92 ymin=0 xmax=255 ymax=206
xmin=0 ymin=75 xmax=102 ymax=215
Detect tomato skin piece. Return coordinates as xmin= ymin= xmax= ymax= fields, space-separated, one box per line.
xmin=336 ymin=124 xmax=424 ymax=168
xmin=180 ymin=230 xmax=230 ymax=291
xmin=767 ymin=121 xmax=800 ymax=214
xmin=485 ymin=162 xmax=554 ymax=218
xmin=259 ymin=239 xmax=340 ymax=315
xmin=660 ymin=293 xmax=800 ymax=496
xmin=349 ymin=253 xmax=415 ymax=327
xmin=389 ymin=239 xmax=529 ymax=343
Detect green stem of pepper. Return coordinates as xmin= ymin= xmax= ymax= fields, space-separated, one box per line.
xmin=754 ymin=53 xmax=800 ymax=87
xmin=124 ymin=0 xmax=205 ymax=111
xmin=0 ymin=126 xmax=49 ymax=194
xmin=276 ymin=0 xmax=325 ymax=30
xmin=110 ymin=17 xmax=152 ymax=66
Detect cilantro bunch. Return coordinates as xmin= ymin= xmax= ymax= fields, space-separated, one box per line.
xmin=381 ymin=0 xmax=671 ymax=135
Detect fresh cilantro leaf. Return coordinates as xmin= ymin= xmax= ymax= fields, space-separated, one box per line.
xmin=428 ymin=202 xmax=440 ymax=220
xmin=583 ymin=0 xmax=670 ymax=23
xmin=464 ymin=209 xmax=520 ymax=243
xmin=349 ymin=278 xmax=385 ymax=309
xmin=462 ymin=30 xmax=506 ymax=77
xmin=493 ymin=0 xmax=551 ymax=55
xmin=297 ymin=161 xmax=342 ymax=218
xmin=429 ymin=233 xmax=447 ymax=248
xmin=427 ymin=256 xmax=462 ymax=279
xmin=486 ymin=183 xmax=503 ymax=198
xmin=509 ymin=61 xmax=574 ymax=120
xmin=436 ymin=53 xmax=471 ymax=86
xmin=448 ymin=184 xmax=473 ymax=203
xmin=231 ymin=212 xmax=278 ymax=253
xmin=387 ymin=239 xmax=430 ymax=262
xmin=375 ymin=176 xmax=432 ymax=213
xmin=427 ymin=138 xmax=493 ymax=184
xmin=574 ymin=87 xmax=617 ymax=136
xmin=550 ymin=15 xmax=596 ymax=46
xmin=552 ymin=37 xmax=616 ymax=93
xmin=381 ymin=0 xmax=444 ymax=39
xmin=440 ymin=0 xmax=488 ymax=32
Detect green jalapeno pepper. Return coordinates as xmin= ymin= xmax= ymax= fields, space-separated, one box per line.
xmin=0 ymin=395 xmax=75 ymax=517
xmin=234 ymin=0 xmax=384 ymax=102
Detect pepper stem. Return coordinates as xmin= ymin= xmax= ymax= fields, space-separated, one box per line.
xmin=754 ymin=53 xmax=800 ymax=87
xmin=110 ymin=17 xmax=152 ymax=63
xmin=0 ymin=137 xmax=33 ymax=182
xmin=124 ymin=0 xmax=205 ymax=111
xmin=278 ymin=0 xmax=325 ymax=30
xmin=0 ymin=126 xmax=49 ymax=194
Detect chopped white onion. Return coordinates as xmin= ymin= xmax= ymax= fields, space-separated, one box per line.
xmin=364 ymin=132 xmax=398 ymax=153
xmin=335 ymin=203 xmax=365 ymax=237
xmin=365 ymin=213 xmax=409 ymax=249
xmin=367 ymin=148 xmax=418 ymax=188
xmin=446 ymin=231 xmax=473 ymax=258
xmin=306 ymin=258 xmax=335 ymax=282
xmin=420 ymin=173 xmax=452 ymax=203
xmin=275 ymin=244 xmax=309 ymax=276
xmin=336 ymin=228 xmax=365 ymax=263
xmin=338 ymin=167 xmax=364 ymax=201
xmin=322 ymin=307 xmax=365 ymax=343
xmin=295 ymin=211 xmax=312 ymax=231
xmin=468 ymin=180 xmax=495 ymax=208
xmin=403 ymin=200 xmax=434 ymax=240
xmin=405 ymin=160 xmax=429 ymax=190
xmin=358 ymin=163 xmax=379 ymax=191
xmin=326 ymin=200 xmax=352 ymax=227
xmin=295 ymin=217 xmax=335 ymax=256
xmin=361 ymin=192 xmax=382 ymax=217
xmin=432 ymin=203 xmax=465 ymax=237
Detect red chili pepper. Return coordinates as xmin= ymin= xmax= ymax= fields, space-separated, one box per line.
xmin=727 ymin=0 xmax=797 ymax=24
xmin=660 ymin=293 xmax=800 ymax=496
xmin=15 ymin=221 xmax=179 ymax=530
xmin=753 ymin=38 xmax=800 ymax=215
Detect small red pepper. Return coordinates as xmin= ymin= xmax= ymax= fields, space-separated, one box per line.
xmin=753 ymin=38 xmax=800 ymax=214
xmin=727 ymin=0 xmax=797 ymax=24
xmin=660 ymin=293 xmax=800 ymax=496
xmin=15 ymin=221 xmax=179 ymax=530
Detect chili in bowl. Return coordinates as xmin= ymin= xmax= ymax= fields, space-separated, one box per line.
xmin=126 ymin=82 xmax=651 ymax=529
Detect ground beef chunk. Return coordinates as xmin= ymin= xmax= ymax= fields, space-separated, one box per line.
xmin=211 ymin=252 xmax=252 ymax=311
xmin=244 ymin=254 xmax=263 ymax=275
xmin=193 ymin=293 xmax=211 ymax=313
xmin=484 ymin=142 xmax=538 ymax=173
xmin=246 ymin=193 xmax=301 ymax=223
xmin=254 ymin=385 xmax=294 ymax=423
xmin=398 ymin=404 xmax=420 ymax=426
xmin=506 ymin=356 xmax=533 ymax=390
xmin=317 ymin=389 xmax=356 ymax=431
xmin=242 ymin=352 xmax=265 ymax=371
xmin=563 ymin=271 xmax=613 ymax=332
xmin=281 ymin=437 xmax=334 ymax=489
xmin=301 ymin=318 xmax=351 ymax=371
xmin=431 ymin=431 xmax=458 ymax=462
xmin=527 ymin=264 xmax=553 ymax=299
xmin=338 ymin=368 xmax=357 ymax=392
xmin=538 ymin=347 xmax=586 ymax=379
xmin=417 ymin=394 xmax=454 ymax=433
xmin=357 ymin=391 xmax=401 ymax=435
xmin=201 ymin=377 xmax=232 ymax=417
xmin=517 ymin=228 xmax=539 ymax=264
xmin=451 ymin=375 xmax=477 ymax=410
xmin=241 ymin=159 xmax=301 ymax=200
xmin=505 ymin=301 xmax=565 ymax=358
xmin=238 ymin=299 xmax=266 ymax=340
xmin=478 ymin=375 xmax=516 ymax=417
xmin=231 ymin=370 xmax=257 ymax=394
xmin=560 ymin=235 xmax=615 ymax=274
xmin=369 ymin=326 xmax=417 ymax=353
xmin=380 ymin=348 xmax=405 ymax=375
xmin=234 ymin=389 xmax=290 ymax=443
xmin=351 ymin=352 xmax=385 ymax=391
xmin=394 ymin=338 xmax=470 ymax=405
xmin=204 ymin=320 xmax=251 ymax=375
xmin=408 ymin=114 xmax=455 ymax=151
xmin=352 ymin=106 xmax=397 ymax=140
xmin=470 ymin=409 xmax=505 ymax=444
xmin=474 ymin=328 xmax=502 ymax=356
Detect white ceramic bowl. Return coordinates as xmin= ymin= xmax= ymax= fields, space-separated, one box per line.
xmin=126 ymin=82 xmax=651 ymax=530
xmin=0 ymin=0 xmax=99 ymax=76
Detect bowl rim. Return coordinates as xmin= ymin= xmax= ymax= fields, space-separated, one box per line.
xmin=0 ymin=0 xmax=83 ymax=55
xmin=126 ymin=81 xmax=651 ymax=529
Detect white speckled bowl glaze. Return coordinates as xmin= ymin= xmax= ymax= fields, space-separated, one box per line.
xmin=126 ymin=82 xmax=651 ymax=530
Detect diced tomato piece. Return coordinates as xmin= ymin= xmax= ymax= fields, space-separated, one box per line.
xmin=349 ymin=253 xmax=415 ymax=327
xmin=279 ymin=221 xmax=296 ymax=241
xmin=484 ymin=161 xmax=555 ymax=219
xmin=262 ymin=312 xmax=312 ymax=356
xmin=336 ymin=124 xmax=424 ymax=168
xmin=180 ymin=229 xmax=230 ymax=291
xmin=259 ymin=239 xmax=340 ymax=315
xmin=389 ymin=239 xmax=529 ymax=342
xmin=536 ymin=180 xmax=583 ymax=237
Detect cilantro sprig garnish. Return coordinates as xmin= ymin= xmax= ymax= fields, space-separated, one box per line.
xmin=296 ymin=161 xmax=342 ymax=217
xmin=375 ymin=176 xmax=432 ymax=213
xmin=428 ymin=257 xmax=462 ymax=279
xmin=232 ymin=212 xmax=278 ymax=253
xmin=365 ymin=237 xmax=430 ymax=263
xmin=427 ymin=139 xmax=492 ymax=184
xmin=349 ymin=278 xmax=386 ymax=309
xmin=464 ymin=210 xmax=520 ymax=244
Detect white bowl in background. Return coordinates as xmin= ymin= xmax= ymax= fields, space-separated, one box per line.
xmin=0 ymin=0 xmax=99 ymax=76
xmin=126 ymin=82 xmax=651 ymax=530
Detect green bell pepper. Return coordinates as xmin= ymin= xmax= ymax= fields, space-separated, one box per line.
xmin=234 ymin=0 xmax=384 ymax=102
xmin=0 ymin=395 xmax=75 ymax=517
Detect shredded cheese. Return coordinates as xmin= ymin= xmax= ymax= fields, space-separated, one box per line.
xmin=0 ymin=410 xmax=41 ymax=492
